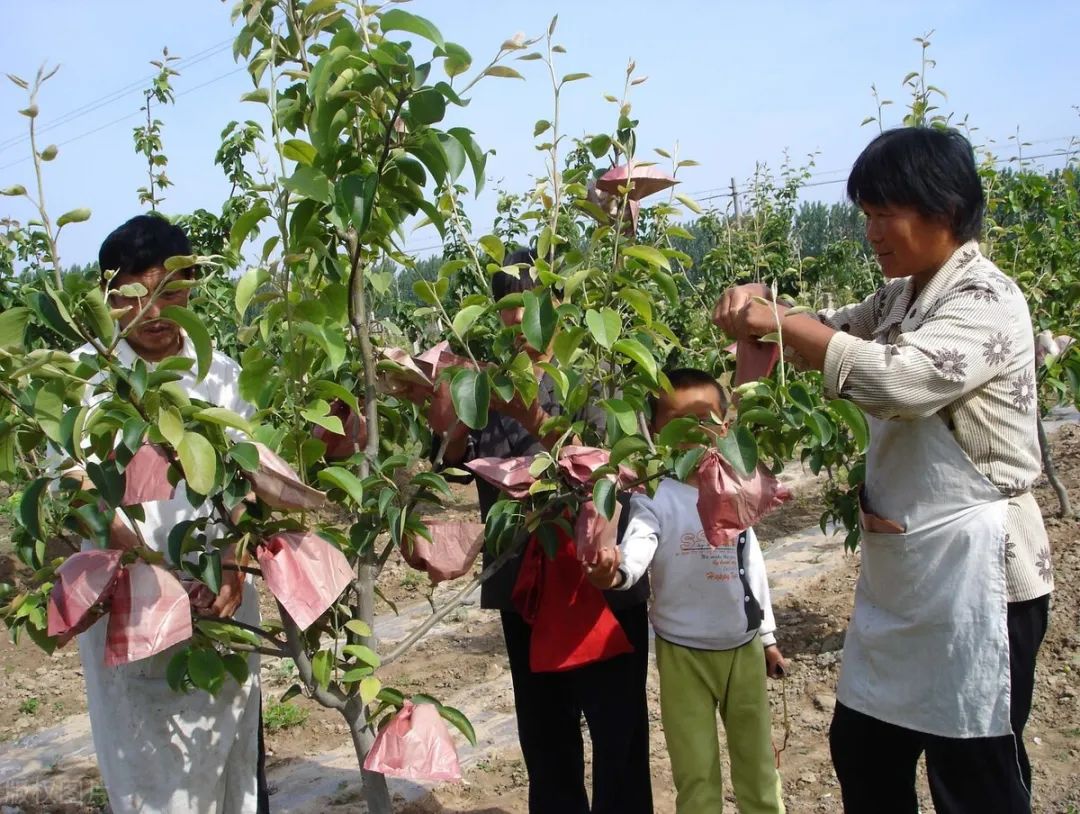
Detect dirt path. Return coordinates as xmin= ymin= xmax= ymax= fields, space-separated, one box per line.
xmin=2 ymin=426 xmax=1079 ymax=812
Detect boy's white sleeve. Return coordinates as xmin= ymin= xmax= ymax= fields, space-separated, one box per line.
xmin=616 ymin=494 xmax=661 ymax=589
xmin=747 ymin=528 xmax=777 ymax=646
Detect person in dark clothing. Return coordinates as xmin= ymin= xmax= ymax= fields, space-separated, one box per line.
xmin=429 ymin=250 xmax=653 ymax=814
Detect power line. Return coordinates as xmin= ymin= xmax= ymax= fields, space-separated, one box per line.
xmin=0 ymin=66 xmax=245 ymax=173
xmin=695 ymin=147 xmax=1078 ymax=204
xmin=685 ymin=134 xmax=1080 ymax=199
xmin=0 ymin=38 xmax=235 ymax=153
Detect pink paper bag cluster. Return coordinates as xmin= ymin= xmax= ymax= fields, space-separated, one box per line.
xmin=256 ymin=531 xmax=354 ymax=631
xmin=363 ymin=701 xmax=462 ymax=782
xmin=401 ymin=521 xmax=486 ymax=584
xmin=47 ymin=550 xmax=193 ymax=665
xmin=696 ymin=448 xmax=792 ymax=547
xmin=245 ymin=442 xmax=327 ymax=511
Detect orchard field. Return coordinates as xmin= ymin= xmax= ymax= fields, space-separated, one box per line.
xmin=1 ymin=2 xmax=1079 ymax=812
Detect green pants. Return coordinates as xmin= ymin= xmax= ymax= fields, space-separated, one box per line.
xmin=655 ymin=635 xmax=785 ymax=814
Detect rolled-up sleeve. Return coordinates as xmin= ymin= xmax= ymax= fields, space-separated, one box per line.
xmin=822 ymin=287 xmax=1018 ymax=420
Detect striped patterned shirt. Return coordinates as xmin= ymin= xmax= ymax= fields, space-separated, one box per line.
xmin=820 ymin=241 xmax=1052 ymax=602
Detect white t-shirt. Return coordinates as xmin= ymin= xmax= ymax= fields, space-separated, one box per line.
xmin=70 ymin=336 xmax=251 ymax=553
xmin=616 ymin=478 xmax=777 ymax=650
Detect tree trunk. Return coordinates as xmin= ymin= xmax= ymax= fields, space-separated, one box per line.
xmin=347 ymin=707 xmax=392 ymax=814
xmin=1037 ymin=415 xmax=1073 ymax=518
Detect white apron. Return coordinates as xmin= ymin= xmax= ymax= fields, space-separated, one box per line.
xmin=836 ymin=407 xmax=1012 ymax=738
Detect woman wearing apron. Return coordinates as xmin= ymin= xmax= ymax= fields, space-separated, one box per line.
xmin=713 ymin=127 xmax=1052 ymax=813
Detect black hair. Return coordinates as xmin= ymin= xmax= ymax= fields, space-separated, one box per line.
xmin=648 ymin=368 xmax=729 ymax=422
xmin=98 ymin=214 xmax=193 ymax=281
xmin=846 ymin=127 xmax=985 ymax=243
xmin=492 ymin=247 xmax=538 ymax=300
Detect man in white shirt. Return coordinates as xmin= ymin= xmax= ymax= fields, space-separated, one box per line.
xmin=71 ymin=215 xmax=265 ymax=814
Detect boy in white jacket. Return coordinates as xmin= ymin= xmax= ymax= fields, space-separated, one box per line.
xmin=585 ymin=368 xmax=786 ymax=814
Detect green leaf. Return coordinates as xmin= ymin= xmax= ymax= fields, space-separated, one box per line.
xmin=483 ymin=66 xmax=525 ymax=80
xmin=56 ymin=208 xmax=91 ymax=227
xmin=441 ymin=42 xmax=472 ymax=78
xmin=534 ymin=119 xmax=551 ymax=137
xmin=281 ymin=138 xmax=318 ymax=166
xmin=622 ymin=245 xmax=670 ymax=270
xmin=19 ymin=477 xmax=50 ymax=542
xmin=318 ymin=466 xmax=365 ymax=505
xmin=188 ymin=648 xmax=226 ymax=695
xmin=194 ymin=407 xmax=252 ymax=436
xmin=657 ymin=416 xmax=697 ymax=448
xmin=223 ymin=652 xmax=250 ymax=685
xmin=166 ymin=650 xmax=189 ymax=692
xmin=178 ymin=431 xmax=217 ymax=496
xmin=478 ymin=234 xmax=505 ymax=265
xmin=311 ymin=649 xmax=332 ymax=687
xmin=676 ymin=193 xmax=703 ymax=214
xmin=439 ymin=705 xmax=477 ymax=746
xmin=408 ymin=88 xmax=446 ymax=125
xmin=829 ymin=398 xmax=869 ymax=452
xmin=522 ymin=290 xmax=557 ymax=352
xmin=452 ymin=304 xmax=486 ymax=338
xmin=610 ymin=435 xmax=649 ymax=466
xmin=716 ymin=425 xmax=758 ymax=478
xmin=447 ymin=127 xmax=488 ymax=195
xmin=81 ymin=287 xmax=114 ymax=344
xmin=282 ymin=166 xmax=333 ymax=204
xmin=553 ymin=327 xmax=587 ymax=367
xmin=359 ymin=676 xmax=382 ymax=705
xmin=739 ymin=407 xmax=780 ymax=429
xmin=336 ymin=173 xmax=378 ymax=235
xmin=674 ymin=447 xmax=706 ymax=481
xmin=584 ymin=308 xmax=622 ymax=350
xmin=450 ymin=368 xmax=490 ymax=430
xmin=0 ymin=307 xmax=31 ymax=350
xmin=807 ymin=410 xmax=835 ymax=446
xmin=33 ymin=380 xmax=66 ymax=445
xmin=158 ymin=406 xmax=185 ymax=448
xmin=159 ymin=306 xmax=212 ymax=382
xmin=561 ymin=72 xmax=590 ymax=84
xmin=611 ymin=338 xmax=658 ymax=383
xmin=343 ymin=644 xmax=382 ymax=668
xmin=787 ymin=382 xmax=816 ymax=414
xmin=229 ymin=200 xmax=271 ymax=253
xmin=235 ymin=267 xmax=268 ymax=316
xmin=380 ymin=8 xmax=445 ymax=48
xmin=229 ymin=442 xmax=260 ymax=472
xmin=603 ymin=398 xmax=640 ymax=436
xmin=592 ymin=478 xmax=616 ymax=521
xmin=345 ymin=619 xmax=372 ymax=637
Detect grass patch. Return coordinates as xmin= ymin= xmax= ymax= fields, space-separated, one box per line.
xmin=264 ymin=700 xmax=309 ymax=732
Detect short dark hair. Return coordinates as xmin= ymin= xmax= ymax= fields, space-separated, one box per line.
xmin=846 ymin=127 xmax=985 ymax=243
xmin=98 ymin=214 xmax=192 ymax=281
xmin=491 ymin=247 xmax=538 ymax=301
xmin=648 ymin=368 xmax=729 ymax=422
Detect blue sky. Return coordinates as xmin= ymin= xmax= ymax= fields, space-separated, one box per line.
xmin=1 ymin=1 xmax=1077 ymax=266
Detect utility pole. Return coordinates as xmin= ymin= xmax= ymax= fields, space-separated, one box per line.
xmin=730 ymin=177 xmax=741 ymax=220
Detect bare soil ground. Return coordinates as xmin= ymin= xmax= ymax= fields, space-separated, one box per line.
xmin=2 ymin=426 xmax=1079 ymax=812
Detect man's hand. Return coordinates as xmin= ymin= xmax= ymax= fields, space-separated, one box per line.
xmin=202 ymin=565 xmax=245 ymax=619
xmin=764 ymin=643 xmax=788 ymax=679
xmin=582 ymin=545 xmax=622 ymax=590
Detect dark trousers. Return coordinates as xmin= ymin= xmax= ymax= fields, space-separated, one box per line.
xmin=830 ymin=595 xmax=1050 ymax=813
xmin=257 ymin=697 xmax=270 ymax=813
xmin=501 ymin=603 xmax=654 ymax=814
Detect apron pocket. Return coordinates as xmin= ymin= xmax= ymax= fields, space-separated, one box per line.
xmin=858 ymin=529 xmax=913 ymax=615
